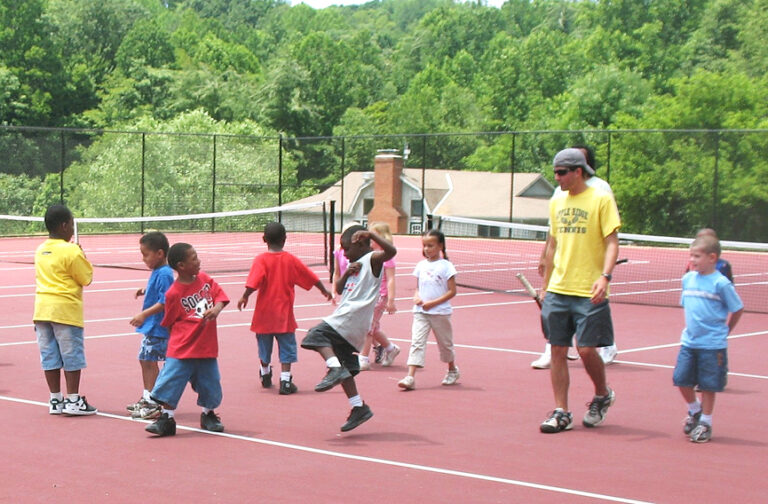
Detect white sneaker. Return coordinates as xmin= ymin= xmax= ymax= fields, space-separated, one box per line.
xmin=63 ymin=396 xmax=97 ymax=416
xmin=398 ymin=375 xmax=415 ymax=390
xmin=567 ymin=350 xmax=580 ymax=361
xmin=381 ymin=344 xmax=401 ymax=367
xmin=49 ymin=397 xmax=64 ymax=415
xmin=358 ymin=355 xmax=371 ymax=371
xmin=531 ymin=352 xmax=551 ymax=369
xmin=599 ymin=345 xmax=618 ymax=365
xmin=441 ymin=367 xmax=460 ymax=385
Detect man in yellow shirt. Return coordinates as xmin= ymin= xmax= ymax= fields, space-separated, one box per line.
xmin=539 ymin=148 xmax=620 ymax=434
xmin=34 ymin=205 xmax=97 ymax=416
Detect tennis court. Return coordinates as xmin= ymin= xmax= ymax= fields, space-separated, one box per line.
xmin=1 ymin=230 xmax=766 ymax=503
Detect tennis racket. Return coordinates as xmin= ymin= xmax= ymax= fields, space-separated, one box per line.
xmin=516 ymin=273 xmax=541 ymax=309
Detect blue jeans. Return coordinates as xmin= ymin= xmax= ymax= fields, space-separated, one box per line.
xmin=673 ymin=346 xmax=728 ymax=392
xmin=256 ymin=333 xmax=297 ymax=364
xmin=35 ymin=322 xmax=86 ymax=371
xmin=151 ymin=357 xmax=222 ymax=410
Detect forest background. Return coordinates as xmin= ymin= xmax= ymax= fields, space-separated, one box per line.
xmin=1 ymin=0 xmax=767 ymax=239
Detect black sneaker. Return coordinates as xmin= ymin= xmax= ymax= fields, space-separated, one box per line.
xmin=340 ymin=403 xmax=373 ymax=432
xmin=145 ymin=413 xmax=176 ymax=437
xmin=279 ymin=379 xmax=298 ymax=395
xmin=373 ymin=345 xmax=384 ymax=364
xmin=540 ymin=409 xmax=573 ymax=433
xmin=683 ymin=410 xmax=702 ymax=435
xmin=62 ymin=396 xmax=98 ymax=416
xmin=260 ymin=369 xmax=273 ymax=388
xmin=583 ymin=387 xmax=616 ymax=427
xmin=200 ymin=411 xmax=224 ymax=432
xmin=314 ymin=366 xmax=352 ymax=392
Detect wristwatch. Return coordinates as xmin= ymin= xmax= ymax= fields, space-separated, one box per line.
xmin=601 ymin=273 xmax=612 ymax=281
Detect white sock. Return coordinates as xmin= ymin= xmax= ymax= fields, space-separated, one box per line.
xmin=162 ymin=408 xmax=175 ymax=418
xmin=348 ymin=395 xmax=363 ymax=408
xmin=261 ymin=364 xmax=271 ymax=375
xmin=281 ymin=371 xmax=291 ymax=382
xmin=359 ymin=355 xmax=370 ymax=363
xmin=326 ymin=356 xmax=341 ymax=368
xmin=385 ymin=343 xmax=395 ymax=351
xmin=202 ymin=407 xmax=212 ymax=414
xmin=687 ymin=401 xmax=702 ymax=414
xmin=143 ymin=389 xmax=154 ymax=402
xmin=700 ymin=414 xmax=712 ymax=426
xmin=67 ymin=393 xmax=79 ymax=402
xmin=51 ymin=392 xmax=63 ymax=401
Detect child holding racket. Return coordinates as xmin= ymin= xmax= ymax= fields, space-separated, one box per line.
xmin=398 ymin=229 xmax=459 ymax=391
xmin=674 ymin=234 xmax=743 ymax=443
xmin=358 ymin=222 xmax=400 ymax=370
xmin=144 ymin=242 xmax=229 ymax=437
xmin=34 ymin=204 xmax=97 ymax=416
xmin=301 ymin=225 xmax=396 ymax=432
xmin=128 ymin=232 xmax=174 ymax=420
xmin=237 ymin=222 xmax=332 ymax=395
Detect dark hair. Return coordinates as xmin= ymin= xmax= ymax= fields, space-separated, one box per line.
xmin=167 ymin=242 xmax=193 ymax=271
xmin=341 ymin=224 xmax=367 ymax=244
xmin=263 ymin=221 xmax=286 ymax=245
xmin=571 ymin=144 xmax=596 ymax=172
xmin=44 ymin=204 xmax=72 ymax=234
xmin=140 ymin=231 xmax=169 ymax=255
xmin=424 ymin=229 xmax=448 ymax=259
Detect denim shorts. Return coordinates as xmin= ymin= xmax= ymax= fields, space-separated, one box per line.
xmin=256 ymin=333 xmax=297 ymax=364
xmin=541 ymin=292 xmax=614 ymax=347
xmin=35 ymin=322 xmax=86 ymax=371
xmin=301 ymin=321 xmax=360 ymax=376
xmin=150 ymin=357 xmax=222 ymax=410
xmin=673 ymin=346 xmax=728 ymax=392
xmin=138 ymin=335 xmax=168 ymax=362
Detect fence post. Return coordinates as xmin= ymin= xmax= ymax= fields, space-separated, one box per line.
xmin=141 ymin=133 xmax=146 ymax=233
xmin=211 ymin=134 xmax=217 ymax=232
xmin=606 ymin=131 xmax=612 ymax=183
xmin=59 ymin=131 xmax=65 ymax=204
xmin=339 ymin=137 xmax=345 ymax=230
xmin=713 ymin=130 xmax=720 ymax=230
xmin=509 ymin=132 xmax=516 ymax=222
xmin=278 ymin=134 xmax=283 ymax=221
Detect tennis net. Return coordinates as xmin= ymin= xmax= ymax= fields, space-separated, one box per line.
xmin=0 ymin=201 xmax=332 ymax=274
xmin=431 ymin=214 xmax=768 ymax=313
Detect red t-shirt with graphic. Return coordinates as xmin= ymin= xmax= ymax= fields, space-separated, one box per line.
xmin=245 ymin=251 xmax=320 ymax=334
xmin=161 ymin=271 xmax=229 ymax=359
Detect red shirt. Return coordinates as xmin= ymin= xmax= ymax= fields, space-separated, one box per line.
xmin=162 ymin=271 xmax=229 ymax=359
xmin=245 ymin=251 xmax=320 ymax=334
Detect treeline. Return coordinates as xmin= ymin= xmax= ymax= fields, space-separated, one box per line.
xmin=1 ymin=0 xmax=767 ymax=238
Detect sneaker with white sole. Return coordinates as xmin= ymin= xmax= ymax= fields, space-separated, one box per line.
xmin=540 ymin=409 xmax=573 ymax=433
xmin=63 ymin=396 xmax=98 ymax=416
xmin=134 ymin=403 xmax=162 ymax=420
xmin=531 ymin=352 xmax=551 ymax=369
xmin=49 ymin=397 xmax=64 ymax=415
xmin=380 ymin=345 xmax=401 ymax=367
xmin=358 ymin=356 xmax=371 ymax=371
xmin=441 ymin=367 xmax=460 ymax=385
xmin=690 ymin=422 xmax=712 ymax=443
xmin=398 ymin=375 xmax=415 ymax=390
xmin=582 ymin=387 xmax=615 ymax=427
xmin=683 ymin=410 xmax=702 ymax=435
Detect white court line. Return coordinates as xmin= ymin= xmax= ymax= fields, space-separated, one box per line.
xmin=0 ymin=395 xmax=652 ymax=504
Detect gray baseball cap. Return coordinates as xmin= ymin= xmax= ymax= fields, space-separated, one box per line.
xmin=553 ymin=148 xmax=595 ymax=175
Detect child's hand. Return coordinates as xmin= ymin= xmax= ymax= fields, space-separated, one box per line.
xmin=413 ymin=293 xmax=423 ymax=306
xmin=351 ymin=230 xmax=371 ymax=243
xmin=129 ymin=313 xmax=145 ymax=327
xmin=386 ymin=298 xmax=397 ymax=314
xmin=237 ymin=296 xmax=248 ymax=311
xmin=421 ymin=300 xmax=437 ymax=311
xmin=202 ymin=304 xmax=223 ymax=321
xmin=135 ymin=288 xmax=145 ymax=299
xmin=347 ymin=262 xmax=362 ymax=275
xmin=321 ymin=290 xmax=333 ymax=301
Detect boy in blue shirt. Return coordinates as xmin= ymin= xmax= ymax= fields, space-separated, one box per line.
xmin=674 ymin=234 xmax=743 ymax=443
xmin=129 ymin=232 xmax=174 ymax=419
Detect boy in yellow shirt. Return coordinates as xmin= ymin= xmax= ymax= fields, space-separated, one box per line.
xmin=34 ymin=205 xmax=96 ymax=416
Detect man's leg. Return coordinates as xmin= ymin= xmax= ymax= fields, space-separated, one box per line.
xmin=550 ymin=345 xmax=570 ymax=411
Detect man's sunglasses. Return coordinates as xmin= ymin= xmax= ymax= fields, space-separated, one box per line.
xmin=554 ymin=167 xmax=578 ymax=176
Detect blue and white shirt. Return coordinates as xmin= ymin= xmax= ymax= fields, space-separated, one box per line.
xmin=680 ymin=270 xmax=743 ymax=349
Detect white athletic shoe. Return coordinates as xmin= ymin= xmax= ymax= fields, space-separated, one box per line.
xmin=531 ymin=343 xmax=551 ymax=369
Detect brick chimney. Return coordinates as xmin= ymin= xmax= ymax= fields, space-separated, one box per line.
xmin=367 ymin=151 xmax=408 ymax=234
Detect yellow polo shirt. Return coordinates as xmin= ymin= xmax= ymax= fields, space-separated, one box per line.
xmin=548 ymin=187 xmax=620 ymax=298
xmin=33 ymin=238 xmax=93 ymax=327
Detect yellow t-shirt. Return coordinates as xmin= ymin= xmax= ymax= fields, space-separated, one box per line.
xmin=33 ymin=238 xmax=93 ymax=327
xmin=548 ymin=187 xmax=621 ymax=298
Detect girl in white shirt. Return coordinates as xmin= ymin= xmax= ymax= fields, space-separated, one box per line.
xmin=398 ymin=230 xmax=460 ymax=390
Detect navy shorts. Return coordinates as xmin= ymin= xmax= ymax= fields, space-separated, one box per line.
xmin=541 ymin=292 xmax=614 ymax=348
xmin=301 ymin=322 xmax=360 ymax=376
xmin=673 ymin=346 xmax=728 ymax=392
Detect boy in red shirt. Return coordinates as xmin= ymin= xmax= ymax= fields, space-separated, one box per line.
xmin=237 ymin=222 xmax=332 ymax=394
xmin=145 ymin=243 xmax=230 ymax=437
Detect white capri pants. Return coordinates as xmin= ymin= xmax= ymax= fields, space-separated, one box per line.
xmin=406 ymin=312 xmax=455 ymax=368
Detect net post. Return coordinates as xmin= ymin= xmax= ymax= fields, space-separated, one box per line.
xmin=328 ymin=200 xmax=336 ymax=282
xmin=322 ymin=201 xmax=328 ymax=267
xmin=426 ymin=214 xmax=434 ymax=230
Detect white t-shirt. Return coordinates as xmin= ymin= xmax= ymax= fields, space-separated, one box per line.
xmin=412 ymin=258 xmax=457 ymax=315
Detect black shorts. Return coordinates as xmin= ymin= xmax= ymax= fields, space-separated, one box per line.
xmin=301 ymin=321 xmax=361 ymax=376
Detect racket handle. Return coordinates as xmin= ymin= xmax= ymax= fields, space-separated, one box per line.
xmin=516 ymin=273 xmax=542 ymax=309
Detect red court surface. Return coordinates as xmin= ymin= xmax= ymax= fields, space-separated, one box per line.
xmin=1 ymin=234 xmax=766 ymax=503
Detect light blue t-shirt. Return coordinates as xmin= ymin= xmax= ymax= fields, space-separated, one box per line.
xmin=137 ymin=264 xmax=174 ymax=339
xmin=680 ymin=270 xmax=743 ymax=349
